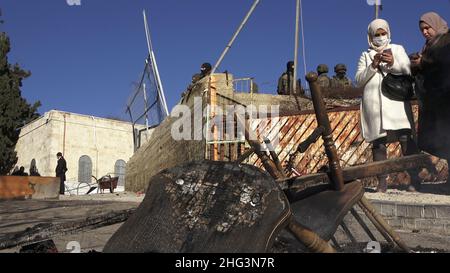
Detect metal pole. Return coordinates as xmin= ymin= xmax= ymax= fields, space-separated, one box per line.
xmin=142 ymin=83 xmax=150 ymax=141
xmin=375 ymin=3 xmax=379 ymax=19
xmin=293 ymin=0 xmax=300 ymax=93
xmin=211 ymin=0 xmax=260 ymax=75
xmin=143 ymin=10 xmax=169 ymax=116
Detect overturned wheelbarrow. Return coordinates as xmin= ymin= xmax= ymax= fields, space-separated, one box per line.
xmin=103 ymin=160 xmax=343 ymax=253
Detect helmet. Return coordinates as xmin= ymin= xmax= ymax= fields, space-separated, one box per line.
xmin=317 ymin=64 xmax=329 ymax=74
xmin=200 ymin=63 xmax=212 ymax=74
xmin=286 ymin=61 xmax=295 ymax=72
xmin=334 ymin=64 xmax=347 ymax=73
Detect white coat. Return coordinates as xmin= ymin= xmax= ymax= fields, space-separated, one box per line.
xmin=355 ymin=44 xmax=413 ymax=142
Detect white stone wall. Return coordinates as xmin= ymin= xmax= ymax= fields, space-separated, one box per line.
xmin=14 ymin=112 xmax=53 ymax=177
xmin=14 ymin=110 xmax=148 ymax=184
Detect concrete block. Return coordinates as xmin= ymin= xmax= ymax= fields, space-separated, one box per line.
xmin=424 ymin=206 xmax=438 ymax=219
xmin=445 ymin=223 xmax=450 ymax=235
xmin=435 ymin=206 xmax=450 ymax=219
xmin=381 ymin=203 xmax=397 ymax=217
xmin=416 ymin=219 xmax=445 ymax=233
xmin=407 ymin=205 xmax=424 ymax=218
xmin=396 ymin=204 xmax=408 ymax=217
xmin=369 ymin=202 xmax=382 ymax=214
xmin=402 ymin=218 xmax=417 ymax=230
xmin=387 ymin=218 xmax=403 ymax=228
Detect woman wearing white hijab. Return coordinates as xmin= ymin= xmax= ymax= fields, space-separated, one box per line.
xmin=355 ymin=19 xmax=421 ymax=192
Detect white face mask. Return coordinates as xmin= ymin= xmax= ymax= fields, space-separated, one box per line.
xmin=372 ymin=35 xmax=389 ymax=47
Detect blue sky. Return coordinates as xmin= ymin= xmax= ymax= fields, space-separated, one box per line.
xmin=1 ymin=0 xmax=449 ymax=120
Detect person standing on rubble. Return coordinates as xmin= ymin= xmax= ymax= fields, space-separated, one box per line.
xmin=317 ymin=64 xmax=331 ymax=90
xmin=410 ymin=12 xmax=450 ymax=190
xmin=181 ymin=63 xmax=212 ymax=103
xmin=330 ymin=64 xmax=354 ymax=89
xmin=55 ymin=152 xmax=68 ymax=195
xmin=355 ymin=19 xmax=422 ymax=193
xmin=277 ymin=61 xmax=304 ymax=96
xmin=199 ymin=62 xmax=212 ymax=81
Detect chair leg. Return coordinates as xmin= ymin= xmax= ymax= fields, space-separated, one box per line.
xmin=358 ymin=196 xmax=411 ymax=253
xmin=357 ymin=200 xmax=395 ymax=247
xmin=287 ymin=219 xmax=337 ymax=253
xmin=350 ymin=208 xmax=377 ymax=242
xmin=340 ymin=222 xmax=357 ymax=245
xmin=331 ymin=236 xmax=341 ymax=251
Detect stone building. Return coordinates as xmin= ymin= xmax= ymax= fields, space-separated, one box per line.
xmin=14 ymin=110 xmax=148 ymax=186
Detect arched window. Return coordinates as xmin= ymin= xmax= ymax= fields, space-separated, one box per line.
xmin=114 ymin=160 xmax=126 ymax=186
xmin=78 ymin=155 xmax=92 ymax=183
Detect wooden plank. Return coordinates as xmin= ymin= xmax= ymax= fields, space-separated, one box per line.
xmin=335 ymin=112 xmax=361 ymax=166
xmin=207 ymin=93 xmax=447 ymax=186
xmin=279 ymin=115 xmax=317 ymax=169
xmin=298 ymin=111 xmax=346 ymax=174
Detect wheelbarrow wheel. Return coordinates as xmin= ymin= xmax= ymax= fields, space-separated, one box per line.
xmin=110 ymin=184 xmax=114 ymax=193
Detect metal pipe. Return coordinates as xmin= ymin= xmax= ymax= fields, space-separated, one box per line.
xmin=142 ymin=83 xmax=150 ymax=141
xmin=293 ymin=0 xmax=300 ymax=93
xmin=375 ymin=3 xmax=380 ymax=19
xmin=143 ymin=10 xmax=169 ymax=116
xmin=210 ymin=0 xmax=260 ymax=75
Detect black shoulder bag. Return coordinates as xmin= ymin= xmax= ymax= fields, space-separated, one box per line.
xmin=380 ymin=69 xmax=415 ymax=101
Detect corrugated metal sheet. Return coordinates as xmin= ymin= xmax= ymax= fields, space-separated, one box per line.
xmin=208 ymin=104 xmax=448 ymax=186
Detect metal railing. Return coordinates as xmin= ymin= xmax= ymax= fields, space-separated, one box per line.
xmin=232 ymin=77 xmax=257 ymax=94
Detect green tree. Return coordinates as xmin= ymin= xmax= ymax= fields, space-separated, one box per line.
xmin=0 ymin=16 xmax=41 ymax=175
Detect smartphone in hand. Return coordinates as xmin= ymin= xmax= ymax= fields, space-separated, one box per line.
xmin=381 ymin=48 xmax=392 ymax=63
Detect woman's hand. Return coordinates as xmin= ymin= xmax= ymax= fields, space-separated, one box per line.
xmin=381 ymin=52 xmax=395 ymax=66
xmin=372 ymin=53 xmax=383 ymax=69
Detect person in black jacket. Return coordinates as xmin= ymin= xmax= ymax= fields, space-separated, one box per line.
xmin=55 ymin=152 xmax=68 ymax=195
xmin=411 ymin=12 xmax=450 ymax=190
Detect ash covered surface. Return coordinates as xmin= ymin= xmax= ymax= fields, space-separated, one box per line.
xmin=103 ymin=161 xmax=291 ymax=253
